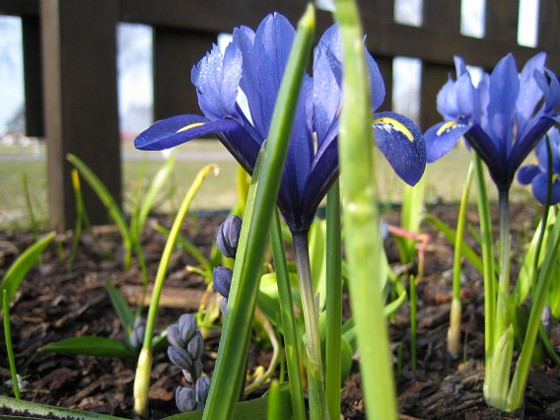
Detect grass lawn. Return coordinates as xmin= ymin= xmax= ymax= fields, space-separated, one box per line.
xmin=0 ymin=140 xmax=534 ymax=230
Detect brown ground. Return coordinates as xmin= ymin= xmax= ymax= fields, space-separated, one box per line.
xmin=0 ymin=204 xmax=559 ymax=419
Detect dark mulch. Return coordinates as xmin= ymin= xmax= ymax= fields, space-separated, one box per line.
xmin=0 ymin=204 xmax=559 ymax=419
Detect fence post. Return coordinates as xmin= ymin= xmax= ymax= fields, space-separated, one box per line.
xmin=41 ymin=0 xmax=120 ymax=230
xmin=419 ymin=0 xmax=461 ymax=131
xmin=485 ymin=0 xmax=519 ymax=44
xmin=153 ymin=28 xmax=217 ymax=120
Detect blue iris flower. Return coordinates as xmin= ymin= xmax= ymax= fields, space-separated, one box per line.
xmin=135 ymin=13 xmax=426 ymax=233
xmin=424 ymin=53 xmax=560 ymax=191
xmin=518 ymin=128 xmax=560 ymax=205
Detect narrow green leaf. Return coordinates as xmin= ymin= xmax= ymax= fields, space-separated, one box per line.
xmin=105 ymin=281 xmax=135 ymax=336
xmin=333 ymin=0 xmax=398 ymax=417
xmin=1 ymin=232 xmax=56 ymax=309
xmin=0 ymin=395 xmax=128 ymax=419
xmin=66 ymin=153 xmax=132 ymax=267
xmin=136 ymin=154 xmax=177 ymax=235
xmin=41 ymin=336 xmax=136 ymax=358
xmin=423 ymin=214 xmax=484 ymax=274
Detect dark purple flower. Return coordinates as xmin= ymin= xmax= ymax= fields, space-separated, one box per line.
xmin=135 ymin=13 xmax=425 ymax=233
xmin=425 ymin=53 xmax=560 ymax=191
xmin=518 ymin=128 xmax=560 ymax=204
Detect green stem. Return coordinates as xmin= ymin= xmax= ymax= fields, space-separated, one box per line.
xmin=448 ymin=160 xmax=474 ymax=357
xmin=495 ymin=188 xmax=511 ymax=344
xmin=3 ymin=290 xmax=20 ymax=399
xmin=293 ymin=231 xmax=327 ymax=420
xmin=409 ymin=275 xmax=417 ymax=371
xmin=325 ymin=180 xmax=342 ymax=420
xmin=133 ymin=164 xmax=217 ymax=417
xmin=270 ymin=211 xmax=306 ymax=420
xmin=473 ymin=153 xmax=495 ymax=358
xmin=508 ymin=207 xmax=560 ymax=409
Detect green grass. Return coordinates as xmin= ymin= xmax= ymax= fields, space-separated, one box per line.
xmin=0 ymin=140 xmax=534 ymax=231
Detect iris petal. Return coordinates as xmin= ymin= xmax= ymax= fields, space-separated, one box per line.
xmin=517 ymin=164 xmax=540 ymax=185
xmin=486 ymin=53 xmax=519 ymax=153
xmin=251 ymin=13 xmax=295 ymax=136
xmin=135 ymin=115 xmax=206 ymax=150
xmin=373 ymin=111 xmax=426 ymax=185
xmin=531 ymin=172 xmax=560 ymax=205
xmin=424 ymin=121 xmax=469 ymax=163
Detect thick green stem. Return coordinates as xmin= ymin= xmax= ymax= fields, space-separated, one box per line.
xmin=495 ymin=188 xmax=511 ymax=344
xmin=473 ymin=153 xmax=495 ymax=359
xmin=325 ymin=180 xmax=342 ymax=420
xmin=293 ymin=232 xmax=327 ymax=420
xmin=270 ymin=212 xmax=306 ymax=420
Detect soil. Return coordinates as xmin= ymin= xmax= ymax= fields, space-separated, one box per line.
xmin=0 ymin=204 xmax=559 ymax=419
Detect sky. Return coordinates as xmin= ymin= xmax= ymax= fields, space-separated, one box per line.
xmin=0 ymin=0 xmax=541 ymax=135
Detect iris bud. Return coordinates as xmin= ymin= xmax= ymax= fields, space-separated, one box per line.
xmin=175 ymin=386 xmax=197 ymax=412
xmin=168 ymin=345 xmax=193 ymax=370
xmin=187 ymin=331 xmax=204 ymax=360
xmin=213 ymin=266 xmax=233 ymax=299
xmin=216 ymin=215 xmax=242 ymax=258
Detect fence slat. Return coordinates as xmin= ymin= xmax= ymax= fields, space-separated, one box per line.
xmin=419 ymin=0 xmax=460 ymax=130
xmin=153 ymin=28 xmax=216 ymax=120
xmin=22 ymin=15 xmax=43 ymax=137
xmin=538 ymin=0 xmax=560 ymax=51
xmin=41 ymin=0 xmax=120 ymax=229
xmin=484 ymin=0 xmax=519 ymax=44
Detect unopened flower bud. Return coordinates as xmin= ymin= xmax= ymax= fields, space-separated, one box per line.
xmin=129 ymin=317 xmax=146 ymax=350
xmin=187 ymin=331 xmax=204 ymax=360
xmin=220 ymin=298 xmax=228 ymax=317
xmin=175 ymin=386 xmax=197 ymax=412
xmin=213 ymin=266 xmax=233 ymax=299
xmin=178 ymin=313 xmax=197 ymax=343
xmin=167 ymin=324 xmax=183 ymax=348
xmin=168 ymin=345 xmax=193 ymax=370
xmin=195 ymin=376 xmax=211 ymax=405
xmin=193 ymin=359 xmax=203 ymax=381
xmin=216 ymin=215 xmax=242 ymax=258
xmin=542 ymin=305 xmax=551 ymax=336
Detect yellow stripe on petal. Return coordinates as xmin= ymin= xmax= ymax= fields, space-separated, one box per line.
xmin=177 ymin=122 xmax=205 ymax=133
xmin=436 ymin=121 xmax=458 ymax=136
xmin=373 ymin=117 xmax=414 ymax=142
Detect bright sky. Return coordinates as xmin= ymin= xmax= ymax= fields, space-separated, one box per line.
xmin=0 ymin=0 xmax=542 ymax=135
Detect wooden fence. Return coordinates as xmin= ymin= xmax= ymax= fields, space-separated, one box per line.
xmin=1 ymin=0 xmax=560 ymax=229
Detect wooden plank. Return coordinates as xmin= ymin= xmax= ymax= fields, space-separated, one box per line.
xmin=419 ymin=0 xmax=460 ymax=130
xmin=538 ymin=0 xmax=560 ymax=52
xmin=153 ymin=28 xmax=216 ymax=120
xmin=0 ymin=0 xmax=39 ymax=16
xmin=484 ymin=0 xmax=519 ymax=44
xmin=21 ymin=15 xmax=44 ymax=137
xmin=41 ymin=0 xmax=121 ymax=229
xmin=118 ymin=0 xmax=560 ymax=71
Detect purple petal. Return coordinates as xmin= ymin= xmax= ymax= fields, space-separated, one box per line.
xmin=191 ymin=44 xmax=242 ymax=121
xmin=424 ymin=121 xmax=469 ymax=163
xmin=250 ymin=13 xmax=295 ymax=136
xmin=531 ymin=172 xmax=560 ymax=205
xmin=486 ymin=53 xmax=519 ymax=154
xmin=516 ymin=52 xmax=546 ymax=135
xmin=517 ymin=164 xmax=540 ymax=185
xmin=509 ymin=116 xmax=555 ymax=177
xmin=134 ymin=115 xmax=205 ymax=150
xmin=373 ymin=111 xmax=426 ymax=185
